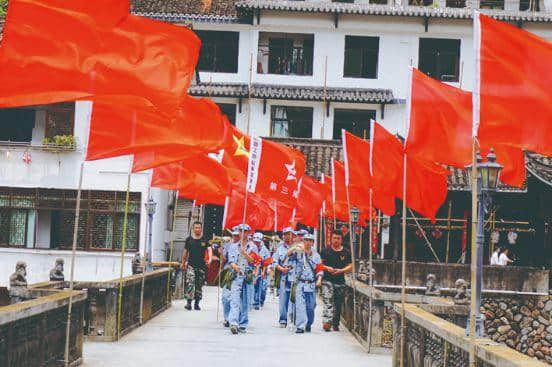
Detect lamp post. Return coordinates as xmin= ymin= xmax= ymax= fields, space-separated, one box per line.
xmin=144 ymin=198 xmax=157 ymax=272
xmin=467 ymin=150 xmax=503 ymax=336
xmin=350 ymin=206 xmax=360 ymax=253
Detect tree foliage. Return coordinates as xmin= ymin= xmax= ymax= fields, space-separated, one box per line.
xmin=0 ymin=0 xmax=7 ymax=18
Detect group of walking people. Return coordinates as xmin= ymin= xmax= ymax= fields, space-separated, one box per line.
xmin=180 ymin=220 xmax=353 ymax=335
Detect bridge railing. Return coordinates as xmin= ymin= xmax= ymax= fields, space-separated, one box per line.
xmin=392 ymin=302 xmax=547 ymax=367
xmin=0 ymin=289 xmax=86 ymax=366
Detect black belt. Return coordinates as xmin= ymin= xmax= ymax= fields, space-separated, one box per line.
xmin=298 ymin=279 xmax=315 ymax=283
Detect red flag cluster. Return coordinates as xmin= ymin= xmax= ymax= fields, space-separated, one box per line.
xmin=1 ymin=3 xmax=550 ymax=237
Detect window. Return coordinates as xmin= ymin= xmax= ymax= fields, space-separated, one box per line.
xmin=419 ymin=38 xmax=461 ymax=82
xmin=0 ymin=187 xmax=141 ymax=251
xmin=0 ymin=108 xmax=35 ymax=143
xmin=344 ymin=36 xmax=379 ymax=79
xmin=333 ymin=109 xmax=376 ymax=140
xmin=480 ymin=0 xmax=504 ymax=9
xmin=519 ymin=0 xmax=538 ymax=11
xmin=445 ymin=0 xmax=466 ymax=7
xmin=258 ymin=32 xmax=314 ymax=76
xmin=271 ymin=106 xmax=313 ymax=138
xmin=217 ymin=103 xmax=237 ymax=126
xmin=196 ymin=31 xmax=239 ymax=73
xmin=45 ymin=103 xmax=75 ymax=139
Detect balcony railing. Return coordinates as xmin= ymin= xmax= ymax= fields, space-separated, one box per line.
xmin=0 ymin=140 xmax=76 ymax=152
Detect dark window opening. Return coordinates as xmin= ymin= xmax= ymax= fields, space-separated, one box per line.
xmin=271 ymin=106 xmax=313 ymax=138
xmin=333 ymin=109 xmax=376 ymax=140
xmin=408 ymin=0 xmax=433 ymax=5
xmin=258 ymin=33 xmax=314 ymax=76
xmin=446 ymin=0 xmax=466 ymax=7
xmin=480 ymin=0 xmax=504 ymax=9
xmin=519 ymin=0 xmax=539 ymax=11
xmin=217 ymin=103 xmax=237 ymax=126
xmin=0 ymin=108 xmax=35 ymax=143
xmin=419 ymin=38 xmax=461 ymax=82
xmin=344 ymin=36 xmax=379 ymax=79
xmin=45 ymin=104 xmax=75 ymax=139
xmin=196 ymin=31 xmax=239 ymax=73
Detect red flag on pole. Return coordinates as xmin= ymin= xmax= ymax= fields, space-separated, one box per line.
xmin=246 ymin=137 xmax=306 ymax=208
xmin=294 ymin=176 xmax=331 ymax=228
xmin=223 ymin=182 xmax=278 ymax=231
xmin=151 ymin=156 xmax=231 ymax=206
xmin=0 ymin=0 xmax=200 ymax=114
xmin=475 ymin=13 xmax=552 ymax=157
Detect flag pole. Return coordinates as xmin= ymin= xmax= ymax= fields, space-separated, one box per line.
xmin=246 ymin=52 xmax=253 ymax=135
xmin=216 ymin=232 xmax=221 ymax=322
xmin=400 ymin=153 xmax=407 ymax=367
xmin=367 ymin=188 xmax=373 ymax=353
xmin=320 ymin=55 xmax=328 ymax=139
xmin=63 ymin=161 xmax=84 ymax=367
xmin=139 ymin=178 xmax=152 ymax=325
xmin=166 ymin=191 xmax=179 ymax=305
xmin=445 ymin=201 xmax=452 ymax=263
xmin=345 ymin=186 xmax=357 ymax=327
xmin=116 ymin=157 xmax=134 ymax=341
xmin=469 ymin=138 xmax=478 ymax=367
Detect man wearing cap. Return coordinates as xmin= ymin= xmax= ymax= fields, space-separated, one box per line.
xmin=227 ymin=224 xmax=256 ymax=334
xmin=220 ymin=228 xmax=240 ymax=327
xmin=273 ymin=226 xmax=295 ymax=327
xmin=252 ymin=232 xmax=271 ymax=310
xmin=288 ymin=233 xmax=323 ymax=333
xmin=246 ymin=232 xmax=261 ymax=311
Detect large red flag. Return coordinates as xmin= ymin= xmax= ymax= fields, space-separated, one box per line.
xmin=406 ymin=68 xmax=472 ymax=168
xmin=223 ymin=182 xmax=276 ymax=231
xmin=331 ymin=160 xmax=351 ymax=222
xmin=372 ymin=121 xmax=448 ymax=222
xmin=151 ymin=156 xmax=231 ymax=206
xmin=476 ymin=13 xmax=552 ymax=157
xmin=0 ymin=0 xmax=200 ymax=113
xmin=246 ymin=137 xmax=306 ymax=208
xmin=406 ymin=67 xmax=525 ymax=188
xmin=295 ymin=176 xmax=331 ymax=228
xmin=220 ymin=125 xmax=251 ymax=182
xmin=86 ymin=96 xmax=231 ymax=170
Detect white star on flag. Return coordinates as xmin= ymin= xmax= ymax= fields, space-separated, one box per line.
xmin=285 ymin=160 xmax=297 ymax=181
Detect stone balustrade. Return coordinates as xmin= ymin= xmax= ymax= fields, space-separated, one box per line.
xmin=392 ymin=302 xmax=547 ymax=367
xmin=0 ymin=288 xmax=86 ymax=366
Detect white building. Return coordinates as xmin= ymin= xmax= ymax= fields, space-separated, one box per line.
xmin=1 ymin=0 xmax=552 ymax=283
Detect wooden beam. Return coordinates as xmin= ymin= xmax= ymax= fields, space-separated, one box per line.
xmin=256 ymin=9 xmax=260 ymax=25
xmin=380 ymin=103 xmax=385 ymax=120
xmin=326 ymin=100 xmax=330 ymax=117
xmin=424 ymin=16 xmax=429 ymax=32
xmin=263 ymin=98 xmax=267 ymax=115
xmin=334 ymin=13 xmax=339 ymax=28
xmin=238 ymin=98 xmax=243 ymax=113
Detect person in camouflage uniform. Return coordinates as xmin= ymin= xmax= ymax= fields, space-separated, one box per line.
xmin=320 ymin=230 xmax=352 ymax=331
xmin=182 ymin=221 xmax=210 ymax=310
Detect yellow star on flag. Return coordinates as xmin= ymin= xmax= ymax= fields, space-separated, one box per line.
xmin=233 ymin=135 xmax=250 ymax=158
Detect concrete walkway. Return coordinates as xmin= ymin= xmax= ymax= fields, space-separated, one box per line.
xmin=83 ymin=286 xmax=392 ymax=367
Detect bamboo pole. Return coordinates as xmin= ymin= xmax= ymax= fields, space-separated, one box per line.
xmin=166 ymin=192 xmax=179 ymax=305
xmin=139 ymin=183 xmax=152 ymax=325
xmin=400 ymin=153 xmax=407 ymax=367
xmin=345 ymin=186 xmax=357 ymax=328
xmin=408 ymin=209 xmax=440 ymax=263
xmin=116 ymin=158 xmax=133 ymax=341
xmin=469 ymin=138 xmax=478 ymax=367
xmin=64 ymin=162 xmax=84 ymax=367
xmin=320 ymin=56 xmax=328 ymax=139
xmin=367 ymin=189 xmax=374 ymax=353
xmin=216 ymin=232 xmax=221 ymax=322
xmin=246 ymin=52 xmax=253 ymax=135
xmin=445 ymin=201 xmax=452 ymax=263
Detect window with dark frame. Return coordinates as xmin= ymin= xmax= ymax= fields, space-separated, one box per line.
xmin=344 ymin=36 xmax=379 ymax=79
xmin=333 ymin=109 xmax=376 ymax=140
xmin=196 ymin=30 xmax=239 ymax=73
xmin=217 ymin=103 xmax=237 ymax=126
xmin=0 ymin=108 xmax=35 ymax=143
xmin=0 ymin=187 xmax=141 ymax=251
xmin=45 ymin=103 xmax=75 ymax=139
xmin=519 ymin=0 xmax=539 ymax=11
xmin=271 ymin=106 xmax=313 ymax=139
xmin=259 ymin=33 xmax=314 ymax=76
xmin=418 ymin=38 xmax=461 ymax=82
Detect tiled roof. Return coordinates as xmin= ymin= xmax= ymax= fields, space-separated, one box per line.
xmin=189 ymin=82 xmax=395 ymax=103
xmin=271 ymin=138 xmax=533 ymax=192
xmin=235 ymin=1 xmax=552 ymax=23
xmin=526 ymin=153 xmax=552 ymax=187
xmin=131 ymin=0 xmax=240 ymax=22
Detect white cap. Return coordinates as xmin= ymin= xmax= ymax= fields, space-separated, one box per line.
xmin=253 ymin=232 xmax=263 ymax=242
xmin=282 ymin=227 xmax=294 ymax=234
xmin=303 ymin=233 xmax=315 ymax=241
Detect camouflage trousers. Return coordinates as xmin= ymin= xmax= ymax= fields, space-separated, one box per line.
xmin=184 ymin=266 xmax=205 ymax=301
xmin=321 ymin=281 xmax=346 ymax=326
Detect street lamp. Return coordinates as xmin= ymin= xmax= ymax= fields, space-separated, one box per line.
xmin=350 ymin=206 xmax=360 ymax=251
xmin=145 ymin=198 xmax=157 ymax=272
xmin=466 ymin=149 xmax=503 ymax=337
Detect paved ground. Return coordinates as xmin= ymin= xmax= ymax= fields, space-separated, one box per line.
xmin=83 ymin=286 xmax=392 ymax=367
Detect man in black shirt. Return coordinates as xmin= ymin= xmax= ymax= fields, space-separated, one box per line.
xmin=182 ymin=221 xmax=211 ymax=310
xmin=320 ymin=230 xmax=352 ymax=332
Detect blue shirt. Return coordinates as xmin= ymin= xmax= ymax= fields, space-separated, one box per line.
xmin=274 ymin=241 xmax=295 ymax=280
xmin=294 ymin=251 xmax=322 ymax=292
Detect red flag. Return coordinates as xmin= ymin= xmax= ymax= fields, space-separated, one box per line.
xmin=406 ymin=68 xmax=472 ymax=168
xmin=295 ymin=176 xmax=331 ymax=228
xmin=220 ymin=125 xmax=251 ymax=182
xmin=0 ymin=0 xmax=200 ymax=113
xmin=86 ymin=96 xmax=231 ymax=170
xmin=476 ymin=13 xmax=552 ymax=157
xmin=246 ymin=137 xmax=306 ymax=208
xmin=151 ymin=156 xmax=231 ymax=206
xmin=331 ymin=160 xmax=351 ymax=222
xmin=223 ymin=182 xmax=276 ymax=231
xmin=406 ymin=67 xmax=525 ymax=188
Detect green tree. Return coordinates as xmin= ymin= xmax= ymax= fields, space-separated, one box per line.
xmin=0 ymin=0 xmax=7 ymax=18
